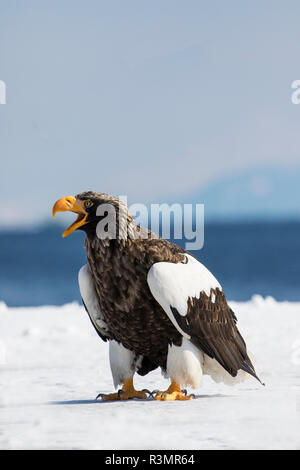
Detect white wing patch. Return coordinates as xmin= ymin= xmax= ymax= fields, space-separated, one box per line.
xmin=78 ymin=264 xmax=110 ymax=338
xmin=147 ymin=254 xmax=222 ymax=338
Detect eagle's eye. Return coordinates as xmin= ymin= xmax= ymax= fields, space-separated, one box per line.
xmin=84 ymin=200 xmax=93 ymax=209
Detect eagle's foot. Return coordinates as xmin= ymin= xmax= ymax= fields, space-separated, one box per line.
xmin=96 ymin=391 xmax=121 ymax=402
xmin=153 ymin=381 xmax=195 ymax=401
xmin=96 ymin=378 xmax=149 ymax=402
xmin=154 ymin=391 xmax=194 ymax=401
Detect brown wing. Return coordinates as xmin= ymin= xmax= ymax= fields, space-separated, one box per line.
xmin=171 ymin=288 xmax=262 ymax=383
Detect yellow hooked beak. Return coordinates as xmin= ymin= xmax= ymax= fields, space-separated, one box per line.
xmin=52 ymin=196 xmax=88 ymax=237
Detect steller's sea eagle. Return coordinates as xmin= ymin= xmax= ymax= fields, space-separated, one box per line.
xmin=52 ymin=192 xmax=263 ymax=401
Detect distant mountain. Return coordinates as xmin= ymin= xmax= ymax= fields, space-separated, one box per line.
xmin=181 ymin=166 xmax=300 ymax=221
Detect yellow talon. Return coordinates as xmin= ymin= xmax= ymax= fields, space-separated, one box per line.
xmin=154 ymin=381 xmax=194 ymax=401
xmin=97 ymin=378 xmax=148 ymax=402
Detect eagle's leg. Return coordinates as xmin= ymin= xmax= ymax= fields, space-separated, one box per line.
xmin=154 ymin=381 xmax=194 ymax=401
xmin=97 ymin=378 xmax=148 ymax=402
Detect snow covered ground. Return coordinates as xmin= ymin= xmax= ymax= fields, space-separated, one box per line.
xmin=0 ymin=296 xmax=299 ymax=450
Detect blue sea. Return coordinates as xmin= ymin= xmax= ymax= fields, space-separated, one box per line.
xmin=0 ymin=221 xmax=299 ymax=307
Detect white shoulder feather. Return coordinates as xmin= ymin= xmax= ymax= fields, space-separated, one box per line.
xmin=147 ymin=254 xmax=221 ymax=337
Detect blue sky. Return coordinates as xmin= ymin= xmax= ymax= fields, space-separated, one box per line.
xmin=1 ymin=1 xmax=300 ymax=226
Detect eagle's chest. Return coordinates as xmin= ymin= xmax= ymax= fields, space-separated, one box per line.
xmin=87 ymin=246 xmax=146 ymax=311
xmin=85 ymin=241 xmax=180 ymax=358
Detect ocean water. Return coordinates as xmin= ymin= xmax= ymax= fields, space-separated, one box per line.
xmin=0 ymin=221 xmax=299 ymax=307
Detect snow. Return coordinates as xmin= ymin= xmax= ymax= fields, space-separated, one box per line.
xmin=0 ymin=296 xmax=299 ymax=450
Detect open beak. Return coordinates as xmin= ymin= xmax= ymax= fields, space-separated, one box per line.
xmin=52 ymin=196 xmax=88 ymax=237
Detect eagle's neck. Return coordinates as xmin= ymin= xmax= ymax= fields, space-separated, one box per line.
xmin=85 ymin=231 xmax=131 ymax=252
xmin=83 ymin=215 xmax=144 ymax=269
xmin=89 ymin=200 xmax=140 ymax=238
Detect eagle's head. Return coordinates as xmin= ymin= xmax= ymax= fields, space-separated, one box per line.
xmin=52 ymin=191 xmax=130 ymax=238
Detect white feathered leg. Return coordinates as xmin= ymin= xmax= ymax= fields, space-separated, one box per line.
xmin=97 ymin=341 xmax=149 ymax=401
xmin=109 ymin=340 xmax=138 ymax=389
xmin=166 ymin=338 xmax=204 ymax=389
xmin=155 ymin=338 xmax=203 ymax=401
